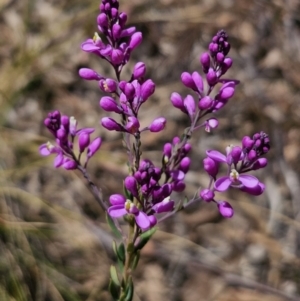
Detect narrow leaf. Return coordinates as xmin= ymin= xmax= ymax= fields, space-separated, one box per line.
xmin=131 ymin=250 xmax=140 ymax=270
xmin=117 ymin=242 xmax=126 ymax=263
xmin=110 ymin=265 xmax=120 ymax=286
xmin=134 ymin=227 xmax=157 ymax=250
xmin=106 ymin=213 xmax=122 ymax=239
xmin=109 ymin=279 xmax=120 ymax=301
xmin=124 ymin=277 xmax=134 ymax=301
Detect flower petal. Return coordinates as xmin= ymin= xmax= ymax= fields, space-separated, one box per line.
xmin=214 ymin=176 xmax=232 ymax=192
xmin=109 ymin=194 xmax=126 ymax=205
xmin=135 ymin=211 xmax=150 ymax=230
xmin=39 ymin=144 xmax=51 ymax=156
xmin=54 ymin=153 xmax=64 ymax=168
xmin=108 ymin=205 xmax=127 ymax=218
xmin=206 ymin=150 xmax=227 ymax=162
xmin=241 ymin=182 xmax=265 ymax=195
xmin=239 ymin=174 xmax=259 ymax=188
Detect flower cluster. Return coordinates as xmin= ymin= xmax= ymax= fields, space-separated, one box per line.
xmin=201 ymin=132 xmax=270 ymax=217
xmin=39 ymin=111 xmax=102 ymax=169
xmin=80 ymin=0 xmax=142 ymax=72
xmin=171 ymin=30 xmax=239 ymax=128
xmin=79 ymin=1 xmax=166 ymax=136
xmin=108 ymin=139 xmax=192 ymax=230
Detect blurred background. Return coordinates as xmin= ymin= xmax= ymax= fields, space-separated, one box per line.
xmin=1 ymin=0 xmax=300 ymax=300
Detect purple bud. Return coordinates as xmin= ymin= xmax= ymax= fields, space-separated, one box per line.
xmin=181 ymin=72 xmax=196 ymax=90
xmin=111 ymin=8 xmax=118 ymax=18
xmin=152 ymin=197 xmax=174 ymax=213
xmin=252 ymin=158 xmax=268 ymax=170
xmin=125 ymin=116 xmax=140 ymax=134
xmin=192 ymin=71 xmax=204 ymax=93
xmin=119 ymin=80 xmax=126 ymax=91
xmin=231 ymin=146 xmax=242 ymax=164
xmin=133 ymin=62 xmax=146 ymax=79
xmin=203 ymin=157 xmax=218 ymax=178
xmin=180 ymin=157 xmax=191 ymax=173
xmin=79 ymin=133 xmax=90 ymax=152
xmin=57 ymin=128 xmax=67 ymax=141
xmin=148 ymin=215 xmax=157 ymax=227
xmin=124 ymin=176 xmax=139 ymax=197
xmin=242 ymin=136 xmax=255 ymax=149
xmin=218 ymin=82 xmax=235 ymax=101
xmin=87 ymin=137 xmax=102 ymax=158
xmin=216 ymin=52 xmax=225 ymax=63
xmin=172 ymin=181 xmax=185 ymax=192
xmin=170 ymin=92 xmax=185 ymax=111
xmin=200 ymin=52 xmax=210 ymax=73
xmin=221 ymin=57 xmax=233 ymax=74
xmin=124 ymin=83 xmax=135 ymax=99
xmin=163 ymin=143 xmax=172 ymax=157
xmin=63 ymin=159 xmax=77 ymax=170
xmin=99 ymin=96 xmax=122 ymax=113
xmin=141 ymin=79 xmax=155 ymax=101
xmin=120 ymin=26 xmax=136 ymax=38
xmin=112 ymin=24 xmax=122 ymax=39
xmin=111 ymin=49 xmax=124 ymax=65
xmin=101 ymin=117 xmax=124 ymax=131
xmin=129 ymin=32 xmax=142 ymax=50
xmin=184 ymin=143 xmax=192 ymax=153
xmin=248 ymin=149 xmax=257 ymax=161
xmin=184 ymin=95 xmax=196 ymax=118
xmin=97 ymin=13 xmax=108 ymax=28
xmin=217 ymin=201 xmax=234 ymax=218
xmin=109 ymin=194 xmax=126 ymax=205
xmin=119 ymin=12 xmax=127 ymax=27
xmin=209 ymin=42 xmax=218 ymax=54
xmin=173 ymin=136 xmax=180 ymax=145
xmin=199 ymin=96 xmax=213 ymax=110
xmin=206 ymin=68 xmax=218 ymax=86
xmin=200 ymin=189 xmax=215 ymax=202
xmin=61 ymin=115 xmax=69 ymax=128
xmin=79 ymin=68 xmax=102 ymax=80
xmin=149 ymin=117 xmax=166 ymax=132
xmin=106 ymin=78 xmax=117 ymax=92
xmin=104 ymin=3 xmax=110 ymax=12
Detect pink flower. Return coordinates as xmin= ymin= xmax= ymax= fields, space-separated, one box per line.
xmin=108 ymin=194 xmax=151 ymax=230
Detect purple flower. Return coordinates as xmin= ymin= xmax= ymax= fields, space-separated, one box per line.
xmin=214 ymin=169 xmax=259 ymax=192
xmin=108 ymin=194 xmax=151 ymax=230
xmin=39 ymin=142 xmax=64 ymax=168
xmin=152 ymin=196 xmax=174 ymax=213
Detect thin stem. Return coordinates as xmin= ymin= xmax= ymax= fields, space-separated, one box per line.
xmin=76 ymin=164 xmax=108 ymax=211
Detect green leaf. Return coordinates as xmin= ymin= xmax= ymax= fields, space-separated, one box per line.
xmin=124 ymin=277 xmax=134 ymax=301
xmin=117 ymin=242 xmax=126 ymax=263
xmin=109 ymin=279 xmax=120 ymax=301
xmin=131 ymin=250 xmax=140 ymax=271
xmin=110 ymin=265 xmax=120 ymax=286
xmin=112 ymin=240 xmax=118 ymax=255
xmin=134 ymin=227 xmax=157 ymax=251
xmin=106 ymin=213 xmax=122 ymax=239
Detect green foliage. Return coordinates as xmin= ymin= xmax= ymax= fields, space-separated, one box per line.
xmin=106 ymin=213 xmax=122 ymax=239
xmin=134 ymin=227 xmax=157 ymax=251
